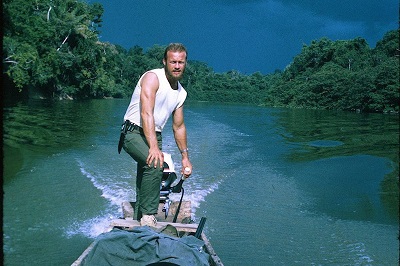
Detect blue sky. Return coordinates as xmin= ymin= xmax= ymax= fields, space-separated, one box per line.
xmin=88 ymin=0 xmax=398 ymax=74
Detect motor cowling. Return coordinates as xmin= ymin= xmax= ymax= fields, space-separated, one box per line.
xmin=160 ymin=153 xmax=177 ymax=201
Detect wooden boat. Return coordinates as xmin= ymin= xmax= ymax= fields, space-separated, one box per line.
xmin=72 ymin=154 xmax=223 ymax=265
xmin=72 ymin=201 xmax=223 ymax=266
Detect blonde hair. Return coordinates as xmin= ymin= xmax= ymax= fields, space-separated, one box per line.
xmin=163 ymin=43 xmax=187 ymax=60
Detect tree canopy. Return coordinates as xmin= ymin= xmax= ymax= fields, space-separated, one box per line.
xmin=3 ymin=0 xmax=399 ymax=113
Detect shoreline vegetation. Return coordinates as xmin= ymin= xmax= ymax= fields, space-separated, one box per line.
xmin=2 ymin=0 xmax=399 ymax=113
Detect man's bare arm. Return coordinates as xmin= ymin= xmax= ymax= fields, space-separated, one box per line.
xmin=173 ymin=106 xmax=192 ymax=177
xmin=140 ymin=72 xmax=164 ymax=168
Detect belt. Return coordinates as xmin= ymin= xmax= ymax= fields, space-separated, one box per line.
xmin=121 ymin=121 xmax=161 ymax=136
xmin=122 ymin=121 xmax=141 ymax=132
xmin=118 ymin=120 xmax=161 ymax=154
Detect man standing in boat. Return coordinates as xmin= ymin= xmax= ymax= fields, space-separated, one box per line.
xmin=119 ymin=43 xmax=192 ymax=227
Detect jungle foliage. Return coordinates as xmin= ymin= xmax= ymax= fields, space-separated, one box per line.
xmin=3 ymin=0 xmax=399 ymax=113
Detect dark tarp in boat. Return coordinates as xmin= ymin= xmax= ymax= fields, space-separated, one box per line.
xmin=81 ymin=226 xmax=210 ymax=266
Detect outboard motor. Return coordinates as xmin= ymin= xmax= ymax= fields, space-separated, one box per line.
xmin=159 ymin=153 xmax=206 ymax=234
xmin=160 ymin=153 xmax=177 ymax=200
xmin=160 ymin=153 xmax=186 ymax=221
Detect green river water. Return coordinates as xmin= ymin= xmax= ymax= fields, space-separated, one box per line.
xmin=3 ymin=99 xmax=399 ymax=265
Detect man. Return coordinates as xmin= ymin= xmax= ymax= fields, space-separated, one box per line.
xmin=120 ymin=43 xmax=192 ymax=227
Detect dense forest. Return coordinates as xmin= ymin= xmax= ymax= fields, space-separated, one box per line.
xmin=3 ymin=0 xmax=399 ymax=113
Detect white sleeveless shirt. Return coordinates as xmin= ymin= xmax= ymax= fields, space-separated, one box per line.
xmin=123 ymin=68 xmax=187 ymax=132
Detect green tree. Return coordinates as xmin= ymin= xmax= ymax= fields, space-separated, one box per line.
xmin=266 ymin=32 xmax=399 ymax=113
xmin=3 ymin=0 xmax=104 ymax=99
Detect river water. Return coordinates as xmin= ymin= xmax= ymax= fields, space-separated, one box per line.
xmin=3 ymin=99 xmax=399 ymax=265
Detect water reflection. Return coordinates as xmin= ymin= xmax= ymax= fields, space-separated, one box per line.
xmin=277 ymin=108 xmax=399 ymax=164
xmin=276 ymin=108 xmax=399 ymax=222
xmin=3 ymin=99 xmax=126 ymax=150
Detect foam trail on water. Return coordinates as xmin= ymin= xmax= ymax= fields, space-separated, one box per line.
xmin=65 ymin=215 xmax=115 ymax=239
xmin=64 ymin=160 xmax=131 ymax=238
xmin=169 ymin=180 xmax=221 ymax=220
xmin=65 ymin=157 xmax=220 ymax=238
xmin=77 ymin=159 xmax=135 ymax=206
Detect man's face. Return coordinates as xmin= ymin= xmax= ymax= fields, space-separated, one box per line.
xmin=163 ymin=51 xmax=187 ymax=82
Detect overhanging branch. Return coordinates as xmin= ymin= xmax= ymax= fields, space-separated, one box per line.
xmin=57 ymin=30 xmax=71 ymax=51
xmin=47 ymin=6 xmax=52 ymax=21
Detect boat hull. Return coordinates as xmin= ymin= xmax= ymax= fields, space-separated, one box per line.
xmin=71 ymin=201 xmax=223 ymax=266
